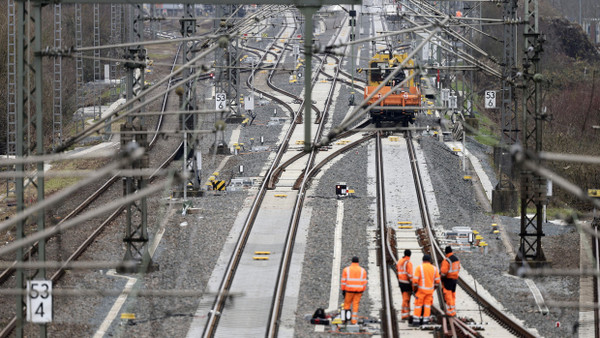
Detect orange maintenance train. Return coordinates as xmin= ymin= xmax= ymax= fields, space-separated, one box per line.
xmin=363 ymin=51 xmax=421 ymax=127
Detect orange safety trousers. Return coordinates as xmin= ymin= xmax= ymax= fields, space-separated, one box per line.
xmin=344 ymin=292 xmax=363 ymax=324
xmin=401 ymin=291 xmax=411 ymax=319
xmin=413 ymin=289 xmax=433 ymax=318
xmin=443 ymin=286 xmax=456 ymax=316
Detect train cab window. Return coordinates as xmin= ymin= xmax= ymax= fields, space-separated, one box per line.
xmin=391 ymin=71 xmax=406 ymax=87
xmin=369 ymin=62 xmax=388 ymax=83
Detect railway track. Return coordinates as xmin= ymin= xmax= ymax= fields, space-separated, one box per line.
xmin=186 ymin=10 xmax=378 ymax=337
xmin=371 ymin=130 xmax=537 ymax=337
xmin=0 ymin=6 xmax=281 ymax=335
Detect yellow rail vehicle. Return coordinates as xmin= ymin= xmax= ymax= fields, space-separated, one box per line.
xmin=364 ymin=51 xmax=421 ymax=127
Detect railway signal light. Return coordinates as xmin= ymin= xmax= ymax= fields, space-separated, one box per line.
xmin=336 ymin=183 xmax=348 ymax=197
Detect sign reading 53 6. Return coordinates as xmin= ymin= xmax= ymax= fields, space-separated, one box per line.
xmin=485 ymin=90 xmax=496 ymax=109
xmin=215 ymin=93 xmax=226 ymax=110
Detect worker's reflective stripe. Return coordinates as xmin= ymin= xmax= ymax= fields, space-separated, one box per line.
xmin=416 ymin=265 xmax=439 ymax=290
xmin=346 ymin=269 xmax=367 ymax=283
xmin=342 ymin=265 xmax=367 ymax=291
xmin=397 ymin=258 xmax=412 ymax=282
xmin=444 ymin=257 xmax=460 ymax=273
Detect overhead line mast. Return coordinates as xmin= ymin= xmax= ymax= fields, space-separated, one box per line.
xmin=511 ymin=0 xmax=550 ymax=273
xmin=492 ymin=0 xmax=519 ymax=214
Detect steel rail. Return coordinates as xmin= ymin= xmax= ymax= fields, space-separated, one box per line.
xmin=266 ymin=134 xmax=374 ymax=337
xmin=405 ymin=131 xmax=535 ymax=337
xmin=268 ymin=16 xmax=356 ymax=336
xmin=201 ymin=13 xmax=301 ymax=337
xmin=374 ymin=132 xmax=399 ymax=337
xmin=267 ymin=44 xmax=323 ymax=122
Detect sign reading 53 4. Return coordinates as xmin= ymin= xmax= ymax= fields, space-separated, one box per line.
xmin=27 ymin=280 xmax=52 ymax=323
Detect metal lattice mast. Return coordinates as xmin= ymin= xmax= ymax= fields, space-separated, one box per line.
xmin=33 ymin=4 xmax=47 ymax=337
xmin=94 ymin=4 xmax=101 ymax=119
xmin=492 ymin=0 xmax=519 ymax=213
xmin=181 ymin=4 xmax=202 ymax=193
xmin=75 ymin=4 xmax=84 ymax=133
xmin=14 ymin=1 xmax=26 ymax=332
xmin=150 ymin=4 xmax=157 ymax=41
xmin=110 ymin=4 xmax=119 ymax=102
xmin=119 ymin=4 xmax=154 ymax=273
xmin=515 ymin=0 xmax=548 ymax=269
xmin=501 ymin=0 xmax=519 ymax=147
xmin=52 ymin=4 xmax=62 ymax=150
xmin=15 ymin=1 xmax=46 ymax=335
xmin=6 ymin=0 xmax=17 ymax=197
xmin=214 ymin=5 xmax=240 ymax=119
xmin=461 ymin=1 xmax=479 ymax=119
xmin=116 ymin=5 xmax=123 ymax=94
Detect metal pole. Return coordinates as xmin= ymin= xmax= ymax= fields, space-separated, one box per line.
xmin=7 ymin=0 xmax=17 ymax=198
xmin=34 ymin=3 xmax=46 ymax=335
xmin=183 ymin=131 xmax=187 ymax=201
xmin=52 ymin=4 xmax=62 ymax=151
xmin=515 ymin=0 xmax=547 ymax=269
xmin=15 ymin=1 xmax=26 ymax=335
xmin=299 ymin=6 xmax=318 ymax=153
xmin=350 ymin=6 xmax=356 ymax=106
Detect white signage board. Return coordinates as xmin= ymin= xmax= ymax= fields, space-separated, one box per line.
xmin=449 ymin=95 xmax=457 ymax=109
xmin=215 ymin=92 xmax=226 ymax=110
xmin=27 ymin=280 xmax=52 ymax=323
xmin=441 ymin=88 xmax=450 ymax=102
xmin=245 ymin=94 xmax=255 ymax=110
xmin=485 ymin=90 xmax=496 ymax=109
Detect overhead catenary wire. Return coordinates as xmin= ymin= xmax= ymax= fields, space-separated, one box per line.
xmin=56 ymin=43 xmax=219 ymax=152
xmin=0 ymin=172 xmax=177 ymax=257
xmin=0 ymin=148 xmax=145 ymax=237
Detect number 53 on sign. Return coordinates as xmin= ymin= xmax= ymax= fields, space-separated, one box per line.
xmin=485 ymin=90 xmax=496 ymax=109
xmin=27 ymin=280 xmax=52 ymax=323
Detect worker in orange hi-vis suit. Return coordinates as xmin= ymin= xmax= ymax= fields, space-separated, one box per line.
xmin=411 ymin=254 xmax=440 ymax=326
xmin=396 ymin=249 xmax=413 ymax=320
xmin=440 ymin=246 xmax=461 ymax=317
xmin=341 ymin=256 xmax=367 ymax=325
